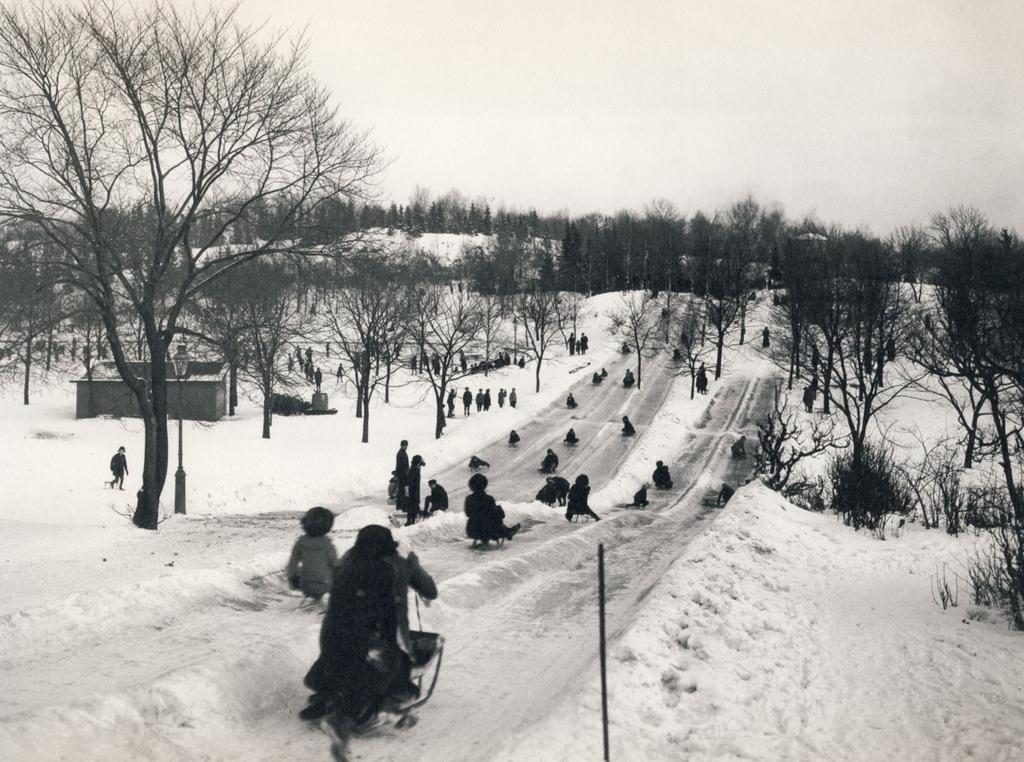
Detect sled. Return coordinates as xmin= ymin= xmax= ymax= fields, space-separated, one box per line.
xmin=469 ymin=537 xmax=506 ymax=549
xmin=319 ymin=631 xmax=445 ymax=760
xmin=701 ymin=491 xmax=722 ymax=508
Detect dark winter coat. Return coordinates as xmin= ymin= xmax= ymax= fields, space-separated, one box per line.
xmin=541 ymin=451 xmax=559 ymax=473
xmin=509 ymin=390 xmax=518 ymax=406
xmin=110 ymin=452 xmax=128 ymax=477
xmin=395 ymin=448 xmax=410 ymax=484
xmin=580 ymin=335 xmax=588 ymax=352
xmin=566 ymin=482 xmax=591 ymax=517
xmin=463 ymin=390 xmax=473 ymax=407
xmin=380 ymin=550 xmax=437 ymax=656
xmin=652 ymin=465 xmax=673 ymax=489
xmin=621 ymin=419 xmax=636 ymax=436
xmin=404 ymin=464 xmax=422 ymax=510
xmin=286 ymin=534 xmax=339 ymax=598
xmin=535 ymin=482 xmax=559 ymax=505
xmin=632 ymin=486 xmax=649 ymax=506
xmin=425 ymin=483 xmax=449 ymax=513
xmin=464 ymin=491 xmax=507 ymax=542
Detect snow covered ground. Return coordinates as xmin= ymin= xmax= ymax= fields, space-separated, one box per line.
xmin=2 ymin=292 xmax=1022 ymax=762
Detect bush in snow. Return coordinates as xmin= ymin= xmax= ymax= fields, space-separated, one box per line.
xmin=828 ymin=444 xmax=913 ymax=536
xmin=964 ymin=485 xmax=1024 ymax=629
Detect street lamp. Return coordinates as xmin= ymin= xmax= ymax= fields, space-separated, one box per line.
xmin=172 ymin=343 xmax=189 ymax=515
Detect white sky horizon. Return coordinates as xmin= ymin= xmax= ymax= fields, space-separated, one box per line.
xmin=225 ymin=0 xmax=1024 ymax=234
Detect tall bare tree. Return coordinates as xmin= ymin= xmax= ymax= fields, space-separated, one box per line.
xmin=515 ymin=289 xmax=564 ymax=393
xmin=607 ymin=290 xmax=662 ymax=390
xmin=0 ymin=2 xmax=379 ymax=527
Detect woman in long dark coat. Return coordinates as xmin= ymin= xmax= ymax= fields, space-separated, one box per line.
xmin=403 ymin=455 xmax=424 ymax=526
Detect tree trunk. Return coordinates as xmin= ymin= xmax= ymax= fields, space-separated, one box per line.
xmin=434 ymin=396 xmax=446 ymax=439
xmin=636 ymin=353 xmax=643 ymax=391
xmin=261 ymin=370 xmax=272 ymax=439
xmin=22 ymin=337 xmax=31 ymax=405
xmin=714 ymin=336 xmax=724 ymax=380
xmin=229 ymin=362 xmax=238 ymax=416
xmin=128 ymin=335 xmax=171 ymax=531
xmin=690 ymin=369 xmax=696 ymax=399
xmin=361 ymin=388 xmax=370 ymax=443
xmin=739 ymin=299 xmax=747 ymax=345
xmin=535 ymin=359 xmax=541 ymax=393
xmin=823 ymin=344 xmax=835 ymax=414
xmin=45 ymin=329 xmax=53 ymax=371
xmin=964 ymin=398 xmax=983 ymax=469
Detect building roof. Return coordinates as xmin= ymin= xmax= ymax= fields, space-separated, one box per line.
xmin=74 ymin=360 xmax=225 ymax=383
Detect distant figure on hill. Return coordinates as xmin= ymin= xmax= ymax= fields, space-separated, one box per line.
xmin=447 ymin=388 xmax=457 ymax=417
xmin=623 ymin=369 xmax=635 ymax=388
xmin=731 ymin=435 xmax=747 ymax=459
xmin=696 ymin=363 xmax=708 ymax=395
xmin=462 ymin=387 xmax=473 ymax=416
xmin=600 ymin=368 xmax=608 ymax=378
xmin=508 ymin=429 xmax=521 ymax=448
xmin=286 ymin=506 xmax=337 ymax=601
xmin=652 ymin=461 xmax=673 ymax=489
xmin=313 ymin=367 xmax=323 ymax=393
xmin=718 ymin=482 xmax=736 ymax=506
xmin=540 ymin=448 xmax=559 ymax=474
xmin=509 ymin=388 xmax=518 ymax=408
xmin=566 ymin=393 xmax=578 ymax=409
xmin=802 ymin=385 xmax=815 ymax=413
xmin=108 ymin=446 xmax=128 ymax=490
xmin=564 ymin=428 xmax=579 ymax=446
xmin=762 ymin=327 xmax=771 ymax=348
xmin=621 ymin=416 xmax=636 ymax=437
xmin=580 ymin=334 xmax=589 ymax=354
xmin=592 ymin=371 xmax=603 ymax=384
xmin=498 ymin=388 xmax=507 ymax=408
xmin=468 ymin=455 xmax=491 ymax=471
xmin=629 ymin=484 xmax=650 ymax=508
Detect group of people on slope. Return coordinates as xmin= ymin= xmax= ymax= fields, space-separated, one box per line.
xmin=565 ymin=331 xmax=590 ymax=356
xmin=449 ymin=387 xmax=518 ymax=417
xmin=390 ymin=440 xmax=450 ymax=526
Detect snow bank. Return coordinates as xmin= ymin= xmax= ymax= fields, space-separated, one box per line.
xmin=500 ymin=483 xmax=1024 ymax=761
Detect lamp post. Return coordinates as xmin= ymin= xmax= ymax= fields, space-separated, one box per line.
xmin=172 ymin=344 xmax=189 ymax=515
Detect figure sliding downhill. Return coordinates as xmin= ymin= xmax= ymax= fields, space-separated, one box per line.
xmin=540 ymin=448 xmax=559 ymax=473
xmin=468 ymin=455 xmax=491 ymax=471
xmin=566 ymin=475 xmax=601 ymax=522
xmin=300 ymin=525 xmax=442 ymax=748
xmin=622 ymin=369 xmax=635 ymax=388
xmin=621 ymin=416 xmax=636 ymax=437
xmin=464 ymin=473 xmax=520 ymax=547
xmin=591 ymin=371 xmax=603 ymax=385
xmin=535 ymin=475 xmax=571 ymax=506
xmin=652 ymin=461 xmax=673 ymax=489
xmin=628 ymin=484 xmax=650 ymax=508
xmin=507 ymin=430 xmax=521 ymax=448
xmin=564 ymin=428 xmax=579 ymax=446
xmin=566 ymin=392 xmax=578 ymax=409
xmin=731 ymin=435 xmax=747 ymax=459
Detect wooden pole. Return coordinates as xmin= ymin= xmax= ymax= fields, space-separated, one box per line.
xmin=598 ymin=543 xmax=610 ymax=761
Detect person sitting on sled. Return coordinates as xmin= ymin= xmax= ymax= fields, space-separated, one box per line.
xmin=300 ymin=525 xmax=437 ymax=726
xmin=286 ymin=506 xmax=338 ymax=601
xmin=464 ymin=473 xmax=520 ymax=545
xmin=566 ymin=392 xmax=578 ymax=409
xmin=540 ymin=448 xmax=559 ymax=473
xmin=564 ymin=428 xmax=579 ymax=446
xmin=630 ymin=484 xmax=650 ymax=508
xmin=468 ymin=455 xmax=491 ymax=470
xmin=621 ymin=415 xmax=636 ymax=436
xmin=592 ymin=371 xmax=603 ymax=384
xmin=508 ymin=430 xmax=521 ymax=448
xmin=652 ymin=461 xmax=673 ymax=489
xmin=731 ymin=435 xmax=747 ymax=459
xmin=623 ymin=369 xmax=635 ymax=387
xmin=718 ymin=482 xmax=736 ymax=506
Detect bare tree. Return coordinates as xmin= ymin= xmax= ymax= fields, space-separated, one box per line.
xmin=515 ymin=290 xmax=564 ymax=393
xmin=324 ymin=252 xmax=409 ymax=443
xmin=237 ymin=263 xmax=304 ymax=439
xmin=477 ymin=294 xmax=506 ymax=375
xmin=607 ymin=290 xmax=662 ymax=390
xmin=0 ymin=2 xmax=380 ymax=527
xmin=408 ymin=286 xmax=480 ymax=439
xmin=675 ymin=293 xmax=713 ymax=399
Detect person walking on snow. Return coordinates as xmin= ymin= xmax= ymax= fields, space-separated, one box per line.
xmin=580 ymin=334 xmax=588 ymax=354
xmin=762 ymin=327 xmax=771 ymax=348
xmin=108 ymin=446 xmax=128 ymax=489
xmin=498 ymin=388 xmax=506 ymax=408
xmin=395 ymin=440 xmax=410 ymax=493
xmin=509 ymin=388 xmax=518 ymax=408
xmin=484 ymin=389 xmax=492 ymax=411
xmin=567 ymin=331 xmax=575 ymax=355
xmin=475 ymin=389 xmax=484 ymax=413
xmin=462 ymin=387 xmax=473 ymax=416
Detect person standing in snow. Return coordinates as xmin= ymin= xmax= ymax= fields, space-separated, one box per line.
xmin=336 ymin=362 xmax=344 ymax=379
xmin=314 ymin=367 xmax=323 ymax=393
xmin=484 ymin=389 xmax=492 ymax=411
xmin=762 ymin=326 xmax=771 ymax=348
xmin=498 ymin=388 xmax=506 ymax=408
xmin=108 ymin=446 xmax=128 ymax=490
xmin=462 ymin=387 xmax=473 ymax=416
xmin=447 ymin=388 xmax=457 ymax=417
xmin=580 ymin=334 xmax=589 ymax=354
xmin=509 ymin=388 xmax=518 ymax=408
xmin=475 ymin=389 xmax=484 ymax=412
xmin=402 ymin=456 xmax=425 ymax=526
xmin=567 ymin=331 xmax=576 ymax=355
xmin=459 ymin=350 xmax=467 ymax=373
xmin=287 ymin=506 xmax=338 ymax=601
xmin=395 ymin=440 xmax=410 ymax=494
xmin=696 ymin=363 xmax=708 ymax=395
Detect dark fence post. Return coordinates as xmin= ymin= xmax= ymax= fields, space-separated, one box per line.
xmin=599 ymin=543 xmax=610 ymax=761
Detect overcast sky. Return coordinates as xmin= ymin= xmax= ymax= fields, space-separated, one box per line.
xmin=232 ymin=0 xmax=1024 ymax=233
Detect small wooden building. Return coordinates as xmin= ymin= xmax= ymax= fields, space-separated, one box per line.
xmin=74 ymin=361 xmax=227 ymax=422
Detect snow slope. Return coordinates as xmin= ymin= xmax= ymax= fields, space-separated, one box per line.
xmin=501 ymin=482 xmax=1024 ymax=762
